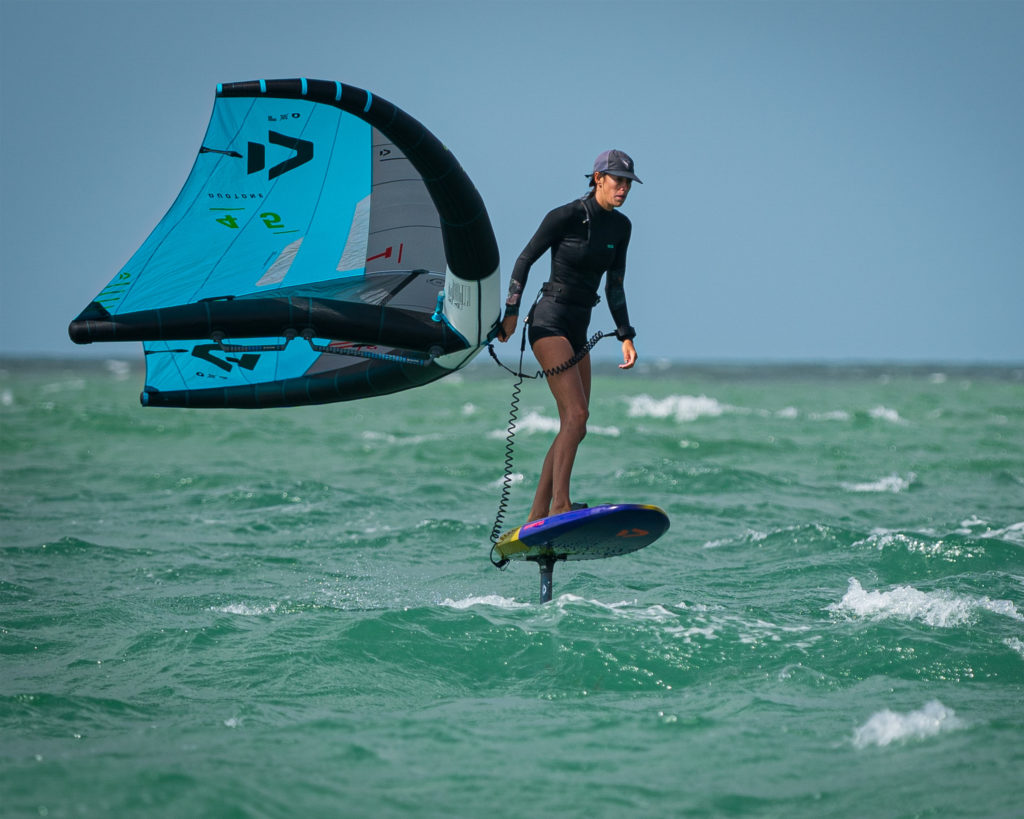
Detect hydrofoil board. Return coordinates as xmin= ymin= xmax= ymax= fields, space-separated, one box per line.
xmin=495 ymin=504 xmax=670 ymax=602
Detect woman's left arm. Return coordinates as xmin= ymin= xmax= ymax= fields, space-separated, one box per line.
xmin=605 ymin=217 xmax=635 ymax=346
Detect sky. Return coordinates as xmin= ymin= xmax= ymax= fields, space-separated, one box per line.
xmin=1 ymin=0 xmax=1022 ymax=363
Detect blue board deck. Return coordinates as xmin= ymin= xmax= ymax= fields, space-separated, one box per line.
xmin=495 ymin=503 xmax=670 ymax=563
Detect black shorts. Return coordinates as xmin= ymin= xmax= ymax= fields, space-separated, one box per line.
xmin=527 ymin=296 xmax=593 ymax=353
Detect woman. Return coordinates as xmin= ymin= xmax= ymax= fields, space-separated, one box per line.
xmin=497 ymin=149 xmax=641 ymax=521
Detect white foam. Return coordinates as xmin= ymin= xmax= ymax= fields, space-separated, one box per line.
xmin=362 ymin=430 xmax=445 ymax=446
xmin=955 ymin=515 xmax=989 ymax=533
xmin=601 ymin=601 xmax=677 ymax=623
xmin=664 ymin=624 xmax=718 ymax=642
xmin=842 ymin=472 xmax=915 ymax=493
xmin=977 ymin=597 xmax=1024 ymax=621
xmin=869 ymin=405 xmax=904 ymax=423
xmin=105 ymin=359 xmax=132 ymax=380
xmin=702 ymin=529 xmax=767 ymax=549
xmin=489 ymin=410 xmax=619 ymax=438
xmin=808 ymin=410 xmax=851 ymax=421
xmin=41 ymin=378 xmax=85 ymax=394
xmin=442 ymin=593 xmax=678 ymax=617
xmin=213 ymin=602 xmax=279 ymax=616
xmin=1004 ymin=637 xmax=1024 ymax=659
xmin=852 ymin=700 xmax=963 ymax=748
xmin=953 ymin=518 xmax=1024 ymax=545
xmin=440 ymin=594 xmax=532 ymax=610
xmin=511 ymin=410 xmax=559 ymax=434
xmin=856 ymin=529 xmax=965 ymax=559
xmin=489 ymin=472 xmax=524 ymax=489
xmin=982 ymin=521 xmax=1024 ymax=545
xmin=829 ymin=578 xmax=1022 ymax=627
xmin=828 ymin=578 xmax=969 ymax=627
xmin=627 ymin=394 xmax=733 ymax=423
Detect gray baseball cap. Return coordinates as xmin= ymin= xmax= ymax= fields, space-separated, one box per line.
xmin=588 ymin=149 xmax=643 ymax=183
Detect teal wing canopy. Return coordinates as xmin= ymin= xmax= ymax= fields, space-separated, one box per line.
xmin=69 ymin=79 xmax=500 ymax=408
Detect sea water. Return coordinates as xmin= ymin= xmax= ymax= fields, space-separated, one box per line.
xmin=2 ymin=357 xmax=1022 ymax=817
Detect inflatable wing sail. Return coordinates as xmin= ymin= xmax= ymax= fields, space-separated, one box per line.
xmin=69 ymin=79 xmax=500 ymax=408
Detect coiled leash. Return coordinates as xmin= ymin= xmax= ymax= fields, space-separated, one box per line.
xmin=486 ymin=322 xmax=615 ymax=569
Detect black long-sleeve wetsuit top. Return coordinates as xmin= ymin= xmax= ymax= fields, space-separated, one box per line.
xmin=504 ymin=195 xmax=636 ymax=341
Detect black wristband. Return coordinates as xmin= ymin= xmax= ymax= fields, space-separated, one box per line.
xmin=615 ymin=325 xmax=636 ymax=341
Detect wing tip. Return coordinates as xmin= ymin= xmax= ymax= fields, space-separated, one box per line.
xmin=68 ymin=301 xmax=112 ymax=344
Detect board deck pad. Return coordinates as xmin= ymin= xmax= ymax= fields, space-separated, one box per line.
xmin=496 ymin=504 xmax=670 ymax=563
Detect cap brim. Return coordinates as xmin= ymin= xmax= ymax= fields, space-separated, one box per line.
xmin=586 ymin=171 xmax=643 ymax=184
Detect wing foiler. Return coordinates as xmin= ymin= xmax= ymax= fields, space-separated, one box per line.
xmin=68 ymin=78 xmax=500 ymax=408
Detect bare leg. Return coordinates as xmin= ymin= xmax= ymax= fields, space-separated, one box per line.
xmin=527 ymin=336 xmax=592 ymax=521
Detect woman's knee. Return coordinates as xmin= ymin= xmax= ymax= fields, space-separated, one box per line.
xmin=563 ymin=405 xmax=589 ymax=440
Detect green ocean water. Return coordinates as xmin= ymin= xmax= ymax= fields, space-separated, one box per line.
xmin=2 ymin=357 xmax=1022 ymax=818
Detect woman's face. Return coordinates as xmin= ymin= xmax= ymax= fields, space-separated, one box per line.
xmin=594 ymin=172 xmax=632 ymax=210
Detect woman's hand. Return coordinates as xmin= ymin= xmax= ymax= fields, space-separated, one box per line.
xmin=497 ymin=314 xmax=518 ymax=342
xmin=619 ymin=339 xmax=637 ymax=369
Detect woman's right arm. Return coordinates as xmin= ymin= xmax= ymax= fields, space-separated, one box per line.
xmin=498 ymin=206 xmax=566 ymax=342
